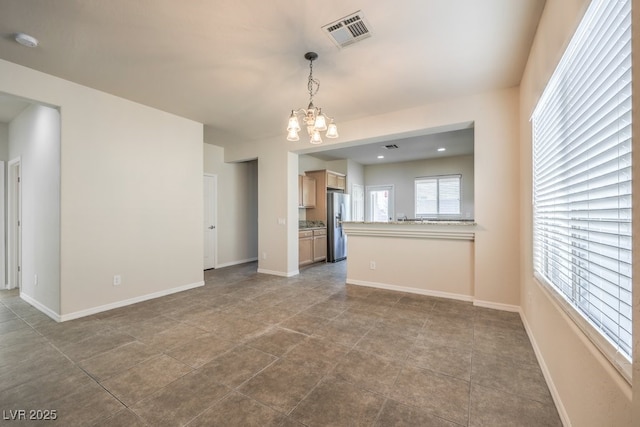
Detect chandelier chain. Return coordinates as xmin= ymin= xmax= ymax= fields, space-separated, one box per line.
xmin=307 ymin=58 xmax=320 ymax=104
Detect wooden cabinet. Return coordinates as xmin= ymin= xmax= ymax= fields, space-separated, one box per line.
xmin=327 ymin=172 xmax=346 ymax=190
xmin=298 ymin=175 xmax=316 ymax=208
xmin=298 ymin=230 xmax=314 ymax=266
xmin=299 ymin=228 xmax=326 ymax=266
xmin=313 ymin=228 xmax=327 ymax=262
xmin=304 ymin=169 xmax=346 ymax=223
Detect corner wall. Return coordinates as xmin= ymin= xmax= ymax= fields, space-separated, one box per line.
xmin=0 ymin=59 xmax=204 ymax=319
xmin=518 ymin=0 xmax=634 ymax=425
xmin=8 ymin=104 xmax=60 ymax=315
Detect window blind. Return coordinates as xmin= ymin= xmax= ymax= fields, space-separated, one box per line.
xmin=415 ymin=175 xmax=461 ymax=216
xmin=532 ymin=0 xmax=632 ymax=361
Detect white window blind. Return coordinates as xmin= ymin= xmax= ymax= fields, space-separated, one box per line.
xmin=532 ymin=0 xmax=632 ymax=366
xmin=415 ymin=175 xmax=461 ymax=217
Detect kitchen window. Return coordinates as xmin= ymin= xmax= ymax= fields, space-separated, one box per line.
xmin=415 ymin=175 xmax=461 ymax=217
xmin=531 ymin=0 xmax=632 ymax=379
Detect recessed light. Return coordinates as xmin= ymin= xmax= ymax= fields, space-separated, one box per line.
xmin=437 ymin=147 xmax=446 ymax=152
xmin=14 ymin=33 xmax=39 ymax=48
xmin=377 ymin=155 xmax=384 ymax=159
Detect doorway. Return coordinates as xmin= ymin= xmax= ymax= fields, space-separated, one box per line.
xmin=8 ymin=158 xmax=21 ymax=289
xmin=203 ymin=174 xmax=217 ymax=270
xmin=366 ymin=185 xmax=394 ymax=222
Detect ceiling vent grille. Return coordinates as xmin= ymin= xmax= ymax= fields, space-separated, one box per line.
xmin=322 ymin=11 xmax=372 ymax=48
xmin=383 ymin=144 xmax=399 ymax=150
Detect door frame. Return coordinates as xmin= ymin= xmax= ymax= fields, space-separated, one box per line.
xmin=203 ymin=173 xmax=218 ymax=270
xmin=8 ymin=157 xmax=21 ymax=290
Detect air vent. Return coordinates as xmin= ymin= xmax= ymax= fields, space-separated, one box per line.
xmin=383 ymin=144 xmax=399 ymax=150
xmin=322 ymin=11 xmax=372 ymax=48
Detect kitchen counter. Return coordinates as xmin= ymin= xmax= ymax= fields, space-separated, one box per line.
xmin=299 ymin=220 xmax=326 ymax=230
xmin=341 ymin=221 xmax=476 ymax=241
xmin=344 ymin=220 xmax=476 ymax=225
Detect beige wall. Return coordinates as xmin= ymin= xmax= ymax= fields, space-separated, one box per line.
xmin=299 ymin=154 xmax=328 ymax=175
xmin=347 ymin=231 xmax=474 ymax=299
xmin=519 ymin=0 xmax=635 ymax=425
xmin=203 ymin=143 xmax=258 ymax=267
xmin=0 ymin=59 xmax=204 ymax=319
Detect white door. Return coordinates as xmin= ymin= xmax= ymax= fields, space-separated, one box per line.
xmin=366 ymin=185 xmax=394 ymax=222
xmin=351 ymin=184 xmax=364 ymax=222
xmin=203 ymin=174 xmax=217 ymax=270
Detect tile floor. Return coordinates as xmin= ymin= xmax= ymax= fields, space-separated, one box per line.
xmin=0 ymin=261 xmax=562 ymax=426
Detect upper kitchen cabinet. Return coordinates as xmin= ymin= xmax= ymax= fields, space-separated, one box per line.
xmin=304 ymin=169 xmax=347 ymax=223
xmin=306 ymin=170 xmax=346 ymax=191
xmin=327 ymin=171 xmax=346 ymax=190
xmin=298 ymin=175 xmax=316 ymax=208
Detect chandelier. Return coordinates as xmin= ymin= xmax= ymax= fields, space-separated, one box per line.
xmin=286 ymin=52 xmax=338 ymax=144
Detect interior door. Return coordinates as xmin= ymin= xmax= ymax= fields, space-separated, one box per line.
xmin=203 ymin=174 xmax=217 ymax=270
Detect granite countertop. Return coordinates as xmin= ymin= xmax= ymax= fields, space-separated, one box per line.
xmin=342 ymin=220 xmax=477 ymax=226
xmin=299 ymin=220 xmax=326 ymax=230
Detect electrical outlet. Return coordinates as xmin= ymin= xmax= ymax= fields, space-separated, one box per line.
xmin=262 ymin=252 xmax=267 ymax=260
xmin=34 ymin=274 xmax=38 ymax=286
xmin=369 ymin=261 xmax=376 ymax=270
xmin=113 ymin=275 xmax=122 ymax=286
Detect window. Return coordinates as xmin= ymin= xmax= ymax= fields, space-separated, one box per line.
xmin=366 ymin=185 xmax=394 ymax=222
xmin=532 ymin=0 xmax=632 ymax=375
xmin=415 ymin=175 xmax=461 ymax=217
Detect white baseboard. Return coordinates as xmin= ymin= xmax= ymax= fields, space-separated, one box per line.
xmin=346 ymin=278 xmax=473 ymax=302
xmin=473 ymin=299 xmax=520 ymax=312
xmin=519 ymin=309 xmax=571 ymax=427
xmin=58 ymin=280 xmax=205 ymax=322
xmin=20 ymin=292 xmax=61 ymax=322
xmin=216 ymin=257 xmax=258 ymax=269
xmin=256 ymin=268 xmax=298 ymax=278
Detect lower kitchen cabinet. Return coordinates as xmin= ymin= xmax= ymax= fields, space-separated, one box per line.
xmin=313 ymin=229 xmax=327 ymax=262
xmin=299 ymin=228 xmax=326 ymax=266
xmin=298 ymin=230 xmax=314 ymax=266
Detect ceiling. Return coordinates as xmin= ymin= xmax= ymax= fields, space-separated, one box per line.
xmin=311 ymin=128 xmax=474 ymax=165
xmin=0 ymin=0 xmax=545 ymax=146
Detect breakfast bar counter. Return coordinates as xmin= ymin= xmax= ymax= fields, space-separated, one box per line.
xmin=341 ymin=221 xmax=477 ymax=301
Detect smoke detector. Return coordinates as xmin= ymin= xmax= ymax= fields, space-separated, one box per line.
xmin=322 ymin=11 xmax=372 ymax=49
xmin=14 ymin=33 xmax=39 ymax=48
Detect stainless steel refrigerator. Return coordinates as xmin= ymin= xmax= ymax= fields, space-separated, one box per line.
xmin=327 ymin=191 xmax=351 ymax=262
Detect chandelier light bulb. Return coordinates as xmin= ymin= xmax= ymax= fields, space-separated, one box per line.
xmin=326 ymin=121 xmax=339 ymax=138
xmin=287 ymin=129 xmax=300 ymax=141
xmin=314 ymin=111 xmax=327 ymax=131
xmin=310 ymin=130 xmax=323 ymax=144
xmin=287 ymin=112 xmax=300 ymax=132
